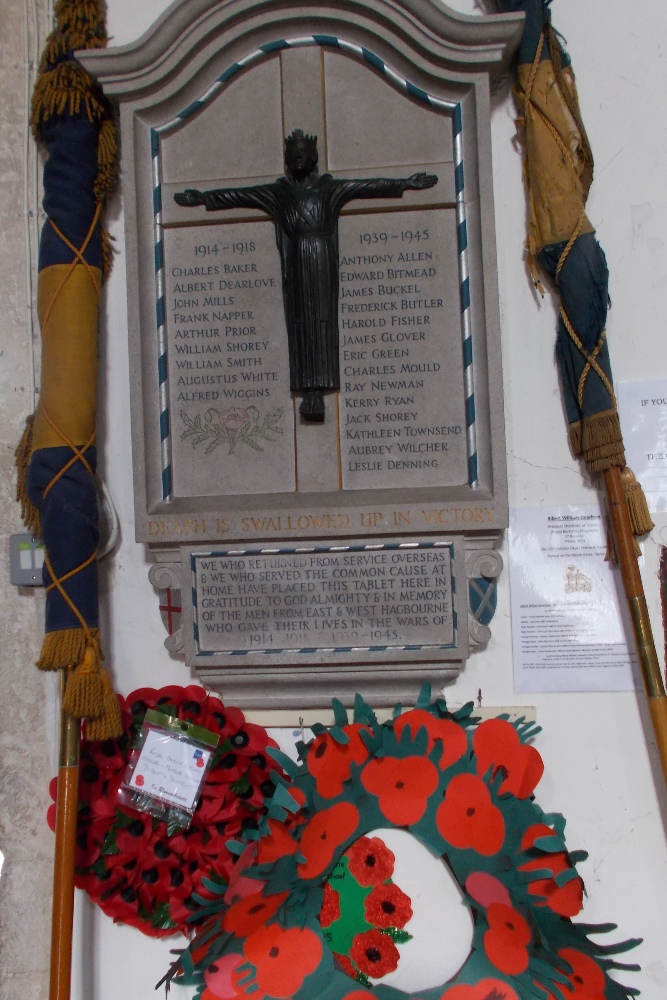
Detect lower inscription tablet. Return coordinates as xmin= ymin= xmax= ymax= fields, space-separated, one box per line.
xmin=192 ymin=540 xmax=454 ymax=656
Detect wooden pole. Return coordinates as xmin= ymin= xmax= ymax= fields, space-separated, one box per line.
xmin=604 ymin=466 xmax=667 ymax=786
xmin=49 ymin=669 xmax=80 ymax=1000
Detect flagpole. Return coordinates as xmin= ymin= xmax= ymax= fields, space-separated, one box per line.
xmin=604 ymin=468 xmax=667 ymax=784
xmin=49 ymin=669 xmax=80 ymax=1000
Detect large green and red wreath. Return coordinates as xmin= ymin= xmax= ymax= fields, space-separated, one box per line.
xmin=47 ymin=684 xmax=282 ymax=937
xmin=166 ymin=686 xmax=640 ymax=1000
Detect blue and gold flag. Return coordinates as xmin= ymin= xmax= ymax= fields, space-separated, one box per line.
xmin=15 ymin=0 xmax=120 ymax=738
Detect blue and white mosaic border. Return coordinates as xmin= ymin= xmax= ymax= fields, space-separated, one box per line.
xmin=151 ymin=35 xmax=478 ymax=500
xmin=190 ymin=540 xmax=457 ymax=657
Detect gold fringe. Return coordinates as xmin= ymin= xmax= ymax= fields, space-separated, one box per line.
xmin=100 ymin=228 xmax=115 ymax=279
xmin=621 ymin=467 xmax=654 ymax=536
xmin=85 ymin=668 xmax=123 ymax=740
xmin=576 ymin=409 xmax=626 ymax=472
xmin=94 ymin=118 xmax=118 ymax=203
xmin=39 ymin=0 xmax=107 ymax=73
xmin=31 ymin=61 xmax=107 ymax=133
xmin=15 ymin=415 xmax=41 ymax=536
xmin=36 ymin=626 xmax=101 ymax=671
xmin=568 ymin=419 xmax=582 ymax=457
xmin=62 ymin=643 xmax=104 ymax=718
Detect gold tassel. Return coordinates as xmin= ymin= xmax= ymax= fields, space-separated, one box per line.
xmin=36 ymin=626 xmax=101 ymax=671
xmin=621 ymin=466 xmax=654 ymax=536
xmin=578 ymin=409 xmax=626 ymax=472
xmin=62 ymin=643 xmax=104 ymax=718
xmin=94 ymin=118 xmax=118 ymax=203
xmin=85 ymin=668 xmax=122 ymax=740
xmin=14 ymin=414 xmax=41 ymax=536
xmin=31 ymin=61 xmax=108 ymax=133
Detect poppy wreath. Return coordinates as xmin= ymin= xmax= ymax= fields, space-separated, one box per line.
xmin=46 ymin=684 xmax=282 ymax=937
xmin=166 ymin=685 xmax=640 ymax=1000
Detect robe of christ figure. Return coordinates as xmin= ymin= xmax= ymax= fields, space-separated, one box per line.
xmin=175 ymin=131 xmax=437 ymax=420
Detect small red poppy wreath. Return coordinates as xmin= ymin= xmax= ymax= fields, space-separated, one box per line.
xmin=167 ymin=688 xmax=640 ymax=1000
xmin=46 ymin=684 xmax=282 ymax=937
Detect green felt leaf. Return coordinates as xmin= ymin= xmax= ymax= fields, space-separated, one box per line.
xmin=332 ymin=699 xmax=349 ymax=728
xmin=353 ymin=693 xmax=377 ymax=727
xmin=329 ymin=726 xmax=350 ymax=745
xmin=553 ymin=867 xmax=579 ymax=887
xmin=416 ymin=682 xmax=432 ymax=708
xmin=266 ymin=746 xmax=300 ymax=776
xmin=568 ymin=849 xmax=588 ymax=864
xmin=271 ymin=783 xmax=302 ymax=813
xmin=534 ymin=835 xmax=564 ymax=852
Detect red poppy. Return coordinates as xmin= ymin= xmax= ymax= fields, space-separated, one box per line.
xmin=483 ymin=903 xmax=531 ymax=976
xmin=297 ymin=801 xmax=360 ymax=879
xmin=319 ymin=882 xmax=341 ymax=928
xmin=473 ymin=719 xmax=543 ymax=799
xmin=518 ymin=824 xmax=584 ymax=918
xmin=350 ymin=929 xmax=400 ymax=978
xmin=256 ymin=819 xmax=299 ymax=865
xmin=307 ymin=724 xmax=371 ymax=798
xmin=222 ymin=890 xmax=289 ymax=937
xmin=394 ymin=710 xmax=468 ymax=770
xmin=343 ymin=992 xmax=378 ymax=1000
xmin=244 ymin=924 xmax=323 ymax=997
xmin=436 ymin=774 xmax=505 ymax=856
xmin=541 ymin=949 xmax=606 ymax=1000
xmin=346 ymin=836 xmax=395 ymax=887
xmin=361 ymin=756 xmax=439 ymax=825
xmin=203 ymin=954 xmax=261 ymax=1000
xmin=113 ymin=814 xmax=156 ymax=864
xmin=364 ymin=883 xmax=413 ymax=929
xmin=441 ymin=979 xmax=519 ymax=1000
xmin=465 ymin=872 xmax=511 ymax=909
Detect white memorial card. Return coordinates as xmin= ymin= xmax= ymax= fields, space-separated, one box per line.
xmin=617 ymin=378 xmax=667 ymax=511
xmin=128 ymin=728 xmax=212 ymax=810
xmin=509 ymin=506 xmax=637 ymax=692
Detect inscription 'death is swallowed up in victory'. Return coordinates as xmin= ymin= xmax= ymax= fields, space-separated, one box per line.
xmin=193 ymin=543 xmax=454 ymax=654
xmin=164 ymin=205 xmax=466 ymax=497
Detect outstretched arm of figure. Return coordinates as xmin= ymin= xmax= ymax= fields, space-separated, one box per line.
xmin=332 ymin=172 xmax=438 ymax=210
xmin=174 ymin=184 xmax=279 ymax=215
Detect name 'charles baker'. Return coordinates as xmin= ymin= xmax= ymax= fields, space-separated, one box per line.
xmin=175 ymin=130 xmax=437 ymax=421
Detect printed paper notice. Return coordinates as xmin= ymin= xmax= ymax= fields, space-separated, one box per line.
xmin=128 ymin=730 xmax=212 ymax=810
xmin=509 ymin=506 xmax=637 ymax=692
xmin=617 ymin=378 xmax=667 ymax=511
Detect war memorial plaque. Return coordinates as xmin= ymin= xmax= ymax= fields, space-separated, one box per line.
xmin=80 ymin=0 xmax=523 ymax=706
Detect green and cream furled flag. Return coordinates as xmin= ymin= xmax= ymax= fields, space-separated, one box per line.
xmin=496 ymin=0 xmax=653 ymax=537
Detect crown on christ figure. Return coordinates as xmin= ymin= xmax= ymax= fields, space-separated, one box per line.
xmin=284 ymin=129 xmax=318 ymax=152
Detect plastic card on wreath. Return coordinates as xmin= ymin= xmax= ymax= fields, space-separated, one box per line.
xmin=118 ymin=708 xmax=219 ymax=830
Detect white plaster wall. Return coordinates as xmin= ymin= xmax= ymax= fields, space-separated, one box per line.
xmin=3 ymin=0 xmax=667 ymax=997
